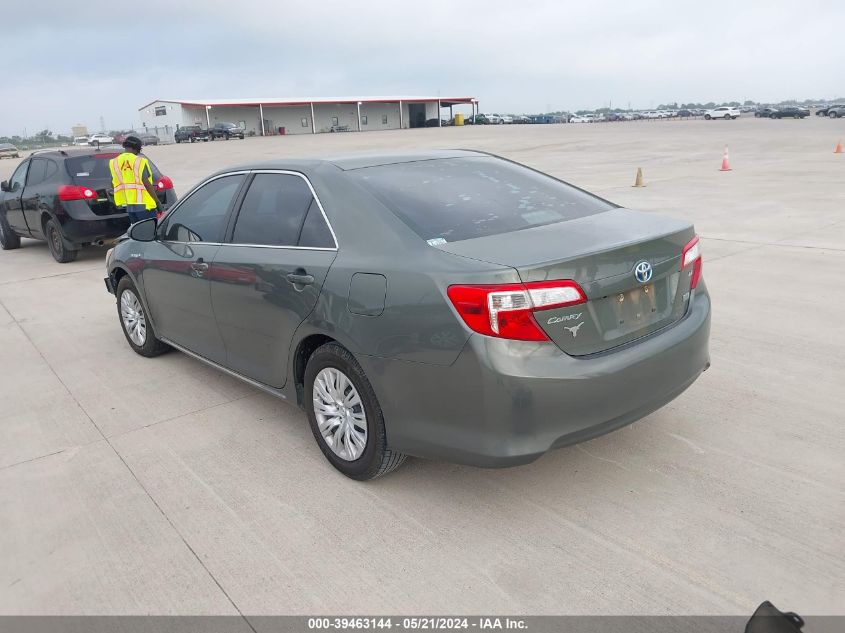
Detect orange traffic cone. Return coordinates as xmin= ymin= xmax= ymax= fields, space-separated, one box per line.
xmin=632 ymin=167 xmax=645 ymax=187
xmin=835 ymin=140 xmax=843 ymax=154
xmin=720 ymin=146 xmax=732 ymax=171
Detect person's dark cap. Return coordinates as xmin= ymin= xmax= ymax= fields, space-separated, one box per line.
xmin=123 ymin=135 xmax=142 ymax=151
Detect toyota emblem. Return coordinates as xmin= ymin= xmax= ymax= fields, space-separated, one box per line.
xmin=634 ymin=261 xmax=653 ymax=284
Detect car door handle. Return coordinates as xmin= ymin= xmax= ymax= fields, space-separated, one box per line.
xmin=286 ymin=272 xmax=315 ymax=286
xmin=190 ymin=260 xmax=209 ymax=275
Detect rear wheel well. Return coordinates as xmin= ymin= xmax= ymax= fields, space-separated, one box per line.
xmin=40 ymin=212 xmax=51 ymax=234
xmin=293 ymin=334 xmax=336 ymax=405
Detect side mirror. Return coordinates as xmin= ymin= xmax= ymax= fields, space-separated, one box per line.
xmin=0 ymin=181 xmax=8 ymax=192
xmin=128 ymin=217 xmax=157 ymax=242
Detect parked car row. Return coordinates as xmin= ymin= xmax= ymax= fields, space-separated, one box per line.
xmin=815 ymin=104 xmax=845 ymax=117
xmin=175 ymin=122 xmax=246 ymax=143
xmin=73 ymin=132 xmax=161 ymax=147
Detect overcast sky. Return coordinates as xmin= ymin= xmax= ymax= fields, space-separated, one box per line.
xmin=3 ymin=0 xmax=843 ymax=136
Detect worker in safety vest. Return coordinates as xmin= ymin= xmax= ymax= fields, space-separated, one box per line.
xmin=109 ymin=135 xmax=161 ymax=224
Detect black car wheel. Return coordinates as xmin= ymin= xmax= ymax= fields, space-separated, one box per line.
xmin=705 ymin=114 xmax=711 ymax=120
xmin=831 ymin=112 xmax=839 ymax=119
xmin=45 ymin=219 xmax=77 ymax=263
xmin=304 ymin=342 xmax=407 ymax=480
xmin=0 ymin=213 xmax=21 ymax=250
xmin=116 ymin=276 xmax=170 ymax=357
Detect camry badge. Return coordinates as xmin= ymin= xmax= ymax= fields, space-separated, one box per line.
xmin=564 ymin=322 xmax=584 ymax=338
xmin=634 ymin=261 xmax=653 ymax=284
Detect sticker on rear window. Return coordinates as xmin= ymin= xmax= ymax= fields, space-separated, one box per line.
xmin=521 ymin=210 xmax=562 ymax=224
xmin=76 ymin=172 xmax=90 ymax=177
xmin=427 ymin=237 xmax=447 ymax=246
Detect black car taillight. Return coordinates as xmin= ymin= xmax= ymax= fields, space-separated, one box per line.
xmin=58 ymin=185 xmax=98 ymax=201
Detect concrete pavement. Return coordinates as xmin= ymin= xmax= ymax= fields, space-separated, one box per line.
xmin=1 ymin=117 xmax=842 ymax=615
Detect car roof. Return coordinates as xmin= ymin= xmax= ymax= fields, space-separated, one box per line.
xmin=27 ymin=146 xmax=124 ymax=159
xmin=220 ymin=149 xmax=489 ymax=173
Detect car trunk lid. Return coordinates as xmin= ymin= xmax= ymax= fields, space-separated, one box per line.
xmin=437 ymin=208 xmax=698 ymax=355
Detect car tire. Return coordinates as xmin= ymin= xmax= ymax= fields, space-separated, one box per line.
xmin=705 ymin=114 xmax=711 ymax=120
xmin=45 ymin=218 xmax=77 ymax=263
xmin=0 ymin=213 xmax=21 ymax=250
xmin=830 ymin=112 xmax=839 ymax=119
xmin=304 ymin=342 xmax=407 ymax=480
xmin=116 ymin=276 xmax=170 ymax=357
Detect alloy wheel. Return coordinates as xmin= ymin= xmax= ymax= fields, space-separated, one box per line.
xmin=120 ymin=289 xmax=147 ymax=346
xmin=313 ymin=367 xmax=368 ymax=461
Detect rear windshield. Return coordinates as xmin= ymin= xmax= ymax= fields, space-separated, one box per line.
xmin=65 ymin=154 xmax=161 ymax=184
xmin=350 ymin=157 xmax=613 ymax=243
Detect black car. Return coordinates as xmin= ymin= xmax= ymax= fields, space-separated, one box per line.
xmin=209 ymin=122 xmax=245 ymax=140
xmin=174 ymin=126 xmax=209 ymax=143
xmin=139 ymin=133 xmax=160 ymax=146
xmin=770 ymin=107 xmax=809 ymax=119
xmin=755 ymin=107 xmax=778 ymax=118
xmin=0 ymin=148 xmax=177 ymax=262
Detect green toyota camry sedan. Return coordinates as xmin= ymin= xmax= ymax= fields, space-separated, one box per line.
xmin=105 ymin=150 xmax=710 ymax=480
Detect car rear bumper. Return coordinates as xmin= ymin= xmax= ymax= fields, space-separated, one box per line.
xmin=361 ymin=286 xmax=711 ymax=468
xmin=60 ymin=215 xmax=130 ymax=243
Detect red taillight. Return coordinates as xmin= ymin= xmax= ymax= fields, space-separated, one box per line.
xmin=681 ymin=235 xmax=703 ymax=289
xmin=58 ymin=185 xmax=98 ymax=201
xmin=447 ymin=280 xmax=587 ymax=341
xmin=156 ymin=176 xmax=174 ymax=190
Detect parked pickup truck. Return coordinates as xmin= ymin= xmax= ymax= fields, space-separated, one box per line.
xmin=174 ymin=126 xmax=209 ymax=143
xmin=209 ymin=122 xmax=246 ymax=140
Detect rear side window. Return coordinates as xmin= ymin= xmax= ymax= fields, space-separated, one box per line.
xmin=298 ymin=199 xmax=335 ymax=248
xmin=350 ymin=157 xmax=613 ymax=243
xmin=231 ymin=173 xmax=315 ymax=247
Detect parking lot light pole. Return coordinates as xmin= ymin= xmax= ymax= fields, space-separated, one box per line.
xmin=438 ymin=100 xmax=442 ymax=127
xmin=205 ymin=105 xmax=211 ymax=130
xmin=399 ymin=100 xmax=403 ymax=129
xmin=310 ymin=103 xmax=316 ymax=134
xmin=259 ymin=104 xmax=265 ymax=136
xmin=357 ymin=101 xmax=362 ymax=132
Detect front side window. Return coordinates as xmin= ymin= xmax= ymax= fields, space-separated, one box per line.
xmin=231 ymin=173 xmax=315 ymax=247
xmin=160 ymin=174 xmax=244 ymax=243
xmin=350 ymin=157 xmax=613 ymax=243
xmin=9 ymin=161 xmax=29 ymax=192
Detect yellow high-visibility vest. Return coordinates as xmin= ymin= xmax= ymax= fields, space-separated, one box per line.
xmin=109 ymin=152 xmax=157 ymax=209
